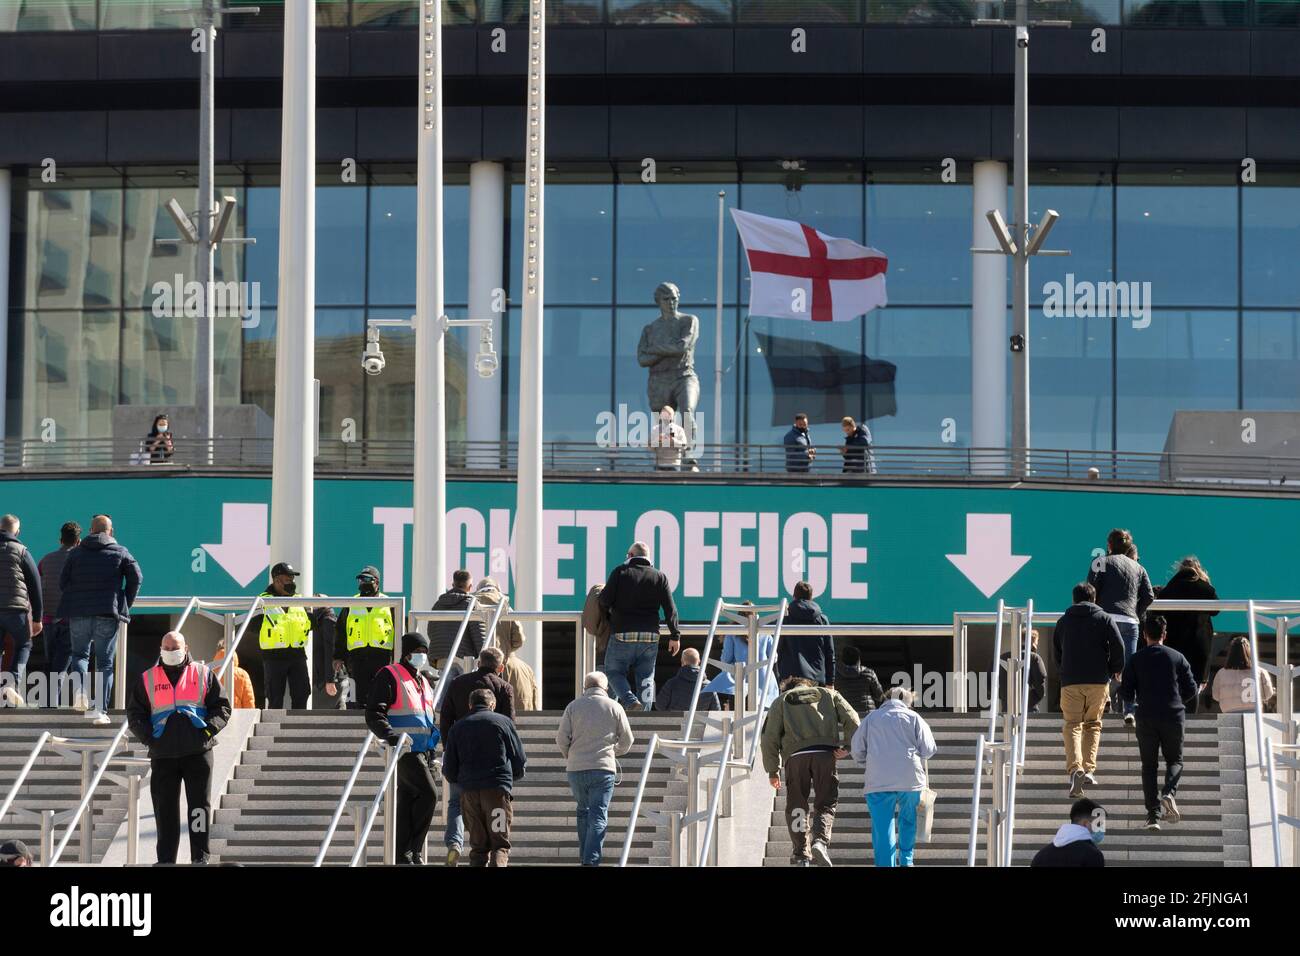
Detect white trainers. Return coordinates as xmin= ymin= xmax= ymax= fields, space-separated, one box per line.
xmin=811 ymin=842 xmax=833 ymax=867
xmin=89 ymin=710 xmax=111 ymax=726
xmin=72 ymin=691 xmax=89 ymax=713
xmin=0 ymin=686 xmax=22 ymax=708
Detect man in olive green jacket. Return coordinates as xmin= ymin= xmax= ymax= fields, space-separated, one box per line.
xmin=760 ymin=677 xmax=861 ymax=867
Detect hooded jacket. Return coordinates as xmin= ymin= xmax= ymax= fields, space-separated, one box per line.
xmin=58 ymin=533 xmax=142 ymax=621
xmin=654 ymin=664 xmax=718 ymax=712
xmin=1030 ymin=823 xmax=1105 ymax=867
xmin=760 ymin=683 xmax=860 ymax=775
xmin=556 ymin=685 xmax=634 ymax=773
xmin=1053 ymin=602 xmax=1125 ymax=687
xmin=1159 ymin=569 xmax=1218 ymax=683
xmin=126 ymin=657 xmax=231 ymax=760
xmin=834 ymin=661 xmax=885 ymax=714
xmin=426 ymin=588 xmax=486 ymax=663
xmin=777 ymin=599 xmax=835 ymax=685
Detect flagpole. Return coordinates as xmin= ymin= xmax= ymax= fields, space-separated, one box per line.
xmin=714 ymin=191 xmax=725 ymax=472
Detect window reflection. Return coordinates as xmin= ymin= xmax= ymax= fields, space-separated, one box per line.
xmin=504 ymin=307 xmax=612 ymax=443
xmin=868 ymin=179 xmax=970 ymax=305
xmin=25 ymin=187 xmax=122 ymax=311
xmin=509 ymin=178 xmax=613 ymax=305
xmin=0 ymin=0 xmax=95 ymax=30
xmin=1243 ymin=181 xmax=1300 ymax=307
xmin=1030 ymin=309 xmax=1113 ymax=451
xmin=1243 ymin=311 xmax=1300 ymax=411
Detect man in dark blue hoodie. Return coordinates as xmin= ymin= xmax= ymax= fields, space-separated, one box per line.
xmin=1121 ymin=613 xmax=1199 ymax=831
xmin=778 ymin=581 xmax=836 ymax=687
xmin=60 ymin=514 xmax=143 ymax=718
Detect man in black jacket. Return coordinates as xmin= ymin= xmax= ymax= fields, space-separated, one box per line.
xmin=442 ymin=688 xmax=527 ymax=867
xmin=0 ymin=514 xmax=42 ymax=704
xmin=599 ymin=541 xmax=680 ymax=711
xmin=1053 ymin=582 xmax=1125 ymax=798
xmin=1121 ymin=614 xmax=1199 ymax=830
xmin=778 ymin=581 xmax=835 ymax=687
xmin=1031 ymin=798 xmax=1107 ymax=867
xmin=426 ymin=570 xmax=485 ymax=678
xmin=438 ymin=646 xmax=516 ymax=865
xmin=366 ymin=631 xmax=440 ymax=864
xmin=654 ymin=648 xmax=718 ymax=712
xmin=834 ymin=645 xmax=885 ymax=714
xmin=126 ymin=631 xmax=230 ymax=864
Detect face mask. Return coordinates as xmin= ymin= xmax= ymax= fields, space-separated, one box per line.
xmin=282 ymin=581 xmax=297 ymax=596
xmin=161 ymin=648 xmax=186 ymax=666
xmin=1090 ymin=830 xmax=1105 ymax=845
xmin=408 ymin=653 xmax=428 ymax=670
xmin=358 ymin=579 xmax=378 ymax=596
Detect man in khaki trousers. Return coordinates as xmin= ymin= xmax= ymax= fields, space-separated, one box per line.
xmin=1052 ymin=582 xmax=1125 ymax=799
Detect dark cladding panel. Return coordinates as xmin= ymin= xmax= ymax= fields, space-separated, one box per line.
xmin=482 ymin=105 xmax=608 ymax=161
xmin=99 ymin=31 xmax=199 ymax=81
xmin=1119 ymin=106 xmax=1245 ymax=161
xmin=0 ymin=34 xmax=97 ymax=83
xmin=738 ymin=105 xmax=863 ymax=159
xmin=1121 ymin=29 xmax=1248 ymax=76
xmin=227 ymin=108 xmax=357 ymax=162
xmin=606 ymin=27 xmax=733 ymax=74
xmin=1246 ymin=108 xmax=1300 ymax=162
xmin=865 ymin=105 xmax=991 ymax=160
xmin=991 ymin=105 xmax=1119 ymax=161
xmin=609 ymin=105 xmax=735 ymax=160
xmin=864 ymin=28 xmax=992 ymax=75
xmin=107 ymin=110 xmax=231 ymax=163
xmin=992 ymin=26 xmax=1121 ymax=75
xmin=735 ymin=27 xmax=863 ymax=74
xmin=1252 ymin=30 xmax=1300 ymax=77
xmin=0 ymin=112 xmax=107 ymax=165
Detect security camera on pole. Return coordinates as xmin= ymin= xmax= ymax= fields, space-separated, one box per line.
xmin=971 ymin=0 xmax=1070 ymax=478
xmin=361 ymin=0 xmax=499 ymax=619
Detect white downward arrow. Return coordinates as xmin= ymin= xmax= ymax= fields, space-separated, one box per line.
xmin=945 ymin=513 xmax=1031 ymax=599
xmin=202 ymin=503 xmax=271 ymax=588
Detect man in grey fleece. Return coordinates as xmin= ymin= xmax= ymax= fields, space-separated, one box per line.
xmin=556 ymin=671 xmax=635 ymax=866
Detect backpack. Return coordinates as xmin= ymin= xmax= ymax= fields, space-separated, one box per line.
xmin=582 ymin=584 xmax=611 ymax=654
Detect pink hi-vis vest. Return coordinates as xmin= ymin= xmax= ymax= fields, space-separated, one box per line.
xmin=144 ymin=662 xmax=210 ymax=738
xmin=383 ymin=663 xmax=438 ymax=754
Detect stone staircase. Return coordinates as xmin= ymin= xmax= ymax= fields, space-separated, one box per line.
xmin=763 ymin=713 xmax=1248 ymax=866
xmin=0 ymin=710 xmax=149 ymax=863
xmin=210 ymin=709 xmax=694 ymax=865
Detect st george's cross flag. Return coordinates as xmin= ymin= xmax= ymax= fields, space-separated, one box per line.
xmin=731 ymin=208 xmax=888 ymax=323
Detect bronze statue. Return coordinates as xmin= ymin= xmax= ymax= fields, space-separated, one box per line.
xmin=637 ymin=282 xmax=700 ymax=440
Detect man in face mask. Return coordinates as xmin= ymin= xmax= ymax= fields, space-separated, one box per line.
xmin=332 ymin=565 xmax=394 ymax=711
xmin=126 ymin=631 xmax=231 ymax=864
xmin=246 ymin=562 xmax=314 ymax=709
xmin=365 ymin=632 xmax=440 ymax=864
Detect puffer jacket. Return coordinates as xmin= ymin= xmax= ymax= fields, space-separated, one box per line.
xmin=1087 ymin=553 xmax=1154 ymax=621
xmin=760 ymin=683 xmax=860 ymax=775
xmin=58 ymin=533 xmax=142 ymax=621
xmin=213 ymin=648 xmax=256 ymax=709
xmin=834 ymin=662 xmax=885 ymax=714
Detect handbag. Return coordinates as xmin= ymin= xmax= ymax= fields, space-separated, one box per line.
xmin=916 ymin=760 xmax=937 ymax=843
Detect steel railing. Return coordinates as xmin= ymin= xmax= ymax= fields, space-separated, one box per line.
xmin=7 ymin=436 xmax=1300 ymax=487
xmin=315 ymin=597 xmax=483 ymax=867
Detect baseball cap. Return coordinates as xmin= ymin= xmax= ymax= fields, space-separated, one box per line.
xmin=270 ymin=562 xmax=300 ymax=577
xmin=0 ymin=840 xmax=33 ymax=865
xmin=357 ymin=565 xmax=380 ymax=581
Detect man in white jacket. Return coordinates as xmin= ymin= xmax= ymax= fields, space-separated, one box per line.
xmin=556 ymin=672 xmax=635 ymax=866
xmin=850 ymin=686 xmax=937 ymax=867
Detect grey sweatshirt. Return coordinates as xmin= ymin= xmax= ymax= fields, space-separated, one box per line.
xmin=850 ymin=699 xmax=938 ymax=793
xmin=556 ymin=686 xmax=635 ymax=773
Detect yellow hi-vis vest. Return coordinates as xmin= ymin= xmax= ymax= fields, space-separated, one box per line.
xmin=258 ymin=592 xmax=311 ymax=650
xmin=346 ymin=596 xmax=394 ymax=652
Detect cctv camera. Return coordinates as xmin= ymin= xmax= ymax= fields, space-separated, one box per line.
xmin=475 ymin=351 xmax=499 ymax=379
xmin=362 ymin=328 xmax=386 ymax=376
xmin=1009 ymin=333 xmax=1026 ymax=353
xmin=1016 ymin=27 xmax=1029 ymax=48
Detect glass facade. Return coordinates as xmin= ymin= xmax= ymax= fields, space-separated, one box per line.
xmin=8 ymin=164 xmax=1300 ymax=453
xmin=0 ymin=0 xmax=1296 ymax=28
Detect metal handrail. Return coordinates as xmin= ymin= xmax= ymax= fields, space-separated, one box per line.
xmin=406 ymin=596 xmax=481 ymax=712
xmin=214 ymin=593 xmax=264 ymax=686
xmin=314 ymin=735 xmax=381 ymax=867
xmin=0 ymin=731 xmax=52 ymax=828
xmin=350 ymin=734 xmax=409 ymax=867
xmin=742 ymin=604 xmax=789 ymax=772
xmin=1248 ymin=601 xmax=1268 ymax=783
xmin=681 ymin=597 xmax=727 ymax=743
xmin=966 ymin=734 xmax=988 ymax=866
xmin=617 ymin=732 xmax=662 ymax=868
xmin=1002 ymin=599 xmax=1034 ymax=866
xmin=48 ymin=720 xmax=132 ymax=865
xmin=1265 ymin=739 xmax=1300 ymax=867
xmin=695 ymin=733 xmax=735 ymax=867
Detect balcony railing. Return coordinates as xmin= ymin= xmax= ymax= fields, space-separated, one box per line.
xmin=3 ymin=436 xmax=1299 ymax=486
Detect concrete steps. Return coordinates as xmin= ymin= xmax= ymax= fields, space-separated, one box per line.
xmin=761 ymin=713 xmax=1246 ymax=866
xmin=208 ymin=709 xmax=692 ymax=866
xmin=0 ymin=709 xmax=149 ymax=863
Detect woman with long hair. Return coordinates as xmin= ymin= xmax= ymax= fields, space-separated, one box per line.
xmin=1086 ymin=528 xmax=1155 ymax=724
xmin=144 ymin=413 xmax=174 ymax=463
xmin=1212 ymin=636 xmax=1274 ymax=714
xmin=1159 ymin=556 xmax=1218 ymax=711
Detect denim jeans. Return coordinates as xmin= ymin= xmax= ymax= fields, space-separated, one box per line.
xmin=444 ymin=779 xmax=464 ymax=851
xmin=567 ymin=769 xmax=616 ymax=866
xmin=0 ymin=610 xmax=33 ymax=692
xmin=1112 ymin=620 xmax=1139 ymax=715
xmin=603 ymin=638 xmax=659 ymax=709
xmin=865 ymin=790 xmax=922 ymax=867
xmin=45 ymin=619 xmax=73 ymax=707
xmin=69 ymin=616 xmax=121 ymax=711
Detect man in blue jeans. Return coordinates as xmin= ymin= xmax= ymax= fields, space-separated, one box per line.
xmin=556 ymin=671 xmax=634 ymax=865
xmin=60 ymin=514 xmax=142 ymax=718
xmin=598 ymin=542 xmax=680 ymax=711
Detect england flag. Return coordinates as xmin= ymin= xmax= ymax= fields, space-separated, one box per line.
xmin=731 ymin=208 xmax=888 ymax=323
